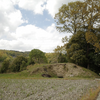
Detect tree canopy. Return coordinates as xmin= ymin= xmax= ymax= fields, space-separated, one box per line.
xmin=55 ymin=0 xmax=100 ymax=51
xmin=10 ymin=56 xmax=28 ymax=72
xmin=29 ymin=49 xmax=47 ymax=64
xmin=66 ymin=30 xmax=100 ymax=73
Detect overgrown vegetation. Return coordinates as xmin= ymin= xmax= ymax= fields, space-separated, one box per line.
xmin=10 ymin=56 xmax=28 ymax=72
xmin=54 ymin=0 xmax=100 ymax=74
xmin=0 ymin=49 xmax=48 ymax=73
xmin=45 ymin=53 xmax=67 ymax=64
xmin=0 ymin=58 xmax=10 ymax=73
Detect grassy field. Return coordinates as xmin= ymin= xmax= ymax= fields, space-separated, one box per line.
xmin=0 ymin=79 xmax=100 ymax=100
xmin=0 ymin=63 xmax=100 ymax=100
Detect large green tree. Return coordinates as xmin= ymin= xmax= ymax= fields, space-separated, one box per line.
xmin=66 ymin=31 xmax=90 ymax=67
xmin=54 ymin=1 xmax=84 ymax=34
xmin=66 ymin=30 xmax=100 ymax=72
xmin=29 ymin=49 xmax=47 ymax=64
xmin=55 ymin=0 xmax=100 ymax=51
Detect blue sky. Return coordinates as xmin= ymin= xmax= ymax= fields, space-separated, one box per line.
xmin=16 ymin=5 xmax=54 ymax=29
xmin=0 ymin=0 xmax=77 ymax=52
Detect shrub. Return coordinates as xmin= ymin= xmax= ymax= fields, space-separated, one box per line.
xmin=0 ymin=59 xmax=10 ymax=73
xmin=10 ymin=56 xmax=28 ymax=72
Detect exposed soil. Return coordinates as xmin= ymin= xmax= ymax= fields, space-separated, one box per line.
xmin=29 ymin=63 xmax=99 ymax=78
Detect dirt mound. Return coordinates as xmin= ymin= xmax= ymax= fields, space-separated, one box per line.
xmin=28 ymin=63 xmax=99 ymax=78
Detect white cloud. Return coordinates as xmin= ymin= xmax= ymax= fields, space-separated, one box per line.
xmin=7 ymin=10 xmax=24 ymax=31
xmin=0 ymin=0 xmax=27 ymax=40
xmin=14 ymin=0 xmax=46 ymax=14
xmin=0 ymin=24 xmax=71 ymax=52
xmin=46 ymin=0 xmax=82 ymax=17
xmin=0 ymin=0 xmax=73 ymax=52
xmin=14 ymin=0 xmax=80 ymax=17
xmin=14 ymin=24 xmax=69 ymax=52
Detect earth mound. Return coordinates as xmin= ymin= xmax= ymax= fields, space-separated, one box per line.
xmin=27 ymin=63 xmax=99 ymax=78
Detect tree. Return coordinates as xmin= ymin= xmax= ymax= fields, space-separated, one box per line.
xmin=54 ymin=45 xmax=67 ymax=63
xmin=10 ymin=56 xmax=28 ymax=72
xmin=45 ymin=52 xmax=67 ymax=64
xmin=58 ymin=53 xmax=67 ymax=63
xmin=20 ymin=61 xmax=27 ymax=71
xmin=86 ymin=28 xmax=100 ymax=52
xmin=0 ymin=58 xmax=10 ymax=73
xmin=66 ymin=31 xmax=87 ymax=66
xmin=54 ymin=1 xmax=84 ymax=34
xmin=54 ymin=0 xmax=100 ymax=51
xmin=0 ymin=51 xmax=8 ymax=62
xmin=29 ymin=49 xmax=47 ymax=64
xmin=45 ymin=53 xmax=59 ymax=63
xmin=85 ymin=0 xmax=100 ymax=52
xmin=54 ymin=45 xmax=67 ymax=54
xmin=66 ymin=30 xmax=100 ymax=72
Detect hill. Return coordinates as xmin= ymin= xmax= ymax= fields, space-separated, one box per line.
xmin=0 ymin=63 xmax=99 ymax=79
xmin=0 ymin=50 xmax=30 ymax=58
xmin=27 ymin=63 xmax=99 ymax=78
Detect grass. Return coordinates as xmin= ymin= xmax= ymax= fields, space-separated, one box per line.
xmin=0 ymin=62 xmax=100 ymax=100
xmin=0 ymin=79 xmax=99 ymax=100
xmin=82 ymin=67 xmax=99 ymax=78
xmin=80 ymin=83 xmax=100 ymax=100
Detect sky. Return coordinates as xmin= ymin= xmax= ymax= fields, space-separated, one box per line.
xmin=0 ymin=0 xmax=79 ymax=53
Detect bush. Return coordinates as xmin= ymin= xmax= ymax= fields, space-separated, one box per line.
xmin=0 ymin=59 xmax=10 ymax=73
xmin=10 ymin=56 xmax=28 ymax=72
xmin=20 ymin=61 xmax=27 ymax=71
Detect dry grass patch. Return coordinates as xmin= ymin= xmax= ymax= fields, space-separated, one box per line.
xmin=80 ymin=81 xmax=100 ymax=100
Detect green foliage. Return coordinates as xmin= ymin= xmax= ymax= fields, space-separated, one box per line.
xmin=20 ymin=61 xmax=27 ymax=71
xmin=54 ymin=1 xmax=84 ymax=34
xmin=58 ymin=53 xmax=68 ymax=63
xmin=66 ymin=30 xmax=100 ymax=74
xmin=45 ymin=53 xmax=59 ymax=63
xmin=0 ymin=50 xmax=29 ymax=58
xmin=10 ymin=56 xmax=28 ymax=72
xmin=45 ymin=53 xmax=67 ymax=64
xmin=29 ymin=49 xmax=47 ymax=64
xmin=55 ymin=0 xmax=100 ymax=51
xmin=88 ymin=52 xmax=100 ymax=73
xmin=86 ymin=28 xmax=100 ymax=52
xmin=0 ymin=51 xmax=8 ymax=62
xmin=0 ymin=58 xmax=10 ymax=73
xmin=66 ymin=31 xmax=88 ymax=66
